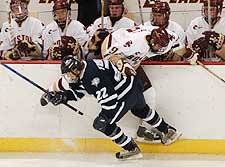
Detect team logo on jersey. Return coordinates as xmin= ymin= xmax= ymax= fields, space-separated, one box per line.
xmin=123 ymin=40 xmax=133 ymax=47
xmin=91 ymin=77 xmax=100 ymax=87
xmin=193 ymin=25 xmax=203 ymax=30
xmin=48 ymin=29 xmax=57 ymax=34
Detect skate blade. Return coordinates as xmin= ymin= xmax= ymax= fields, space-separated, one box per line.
xmin=117 ymin=153 xmax=143 ymax=161
xmin=136 ymin=136 xmax=161 ymax=144
xmin=164 ymin=131 xmax=182 ymax=145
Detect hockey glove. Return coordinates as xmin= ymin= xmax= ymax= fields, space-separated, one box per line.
xmin=49 ymin=91 xmax=68 ymax=106
xmin=202 ymin=31 xmax=225 ymax=50
xmin=183 ymin=47 xmax=199 ymax=65
xmin=61 ymin=36 xmax=81 ymax=58
xmin=15 ymin=40 xmax=39 ymax=57
xmin=88 ymin=28 xmax=109 ymax=51
xmin=192 ymin=37 xmax=209 ymax=55
xmin=3 ymin=48 xmax=21 ymax=60
xmin=40 ymin=92 xmax=49 ymax=106
xmin=116 ymin=59 xmax=136 ymax=76
xmin=48 ymin=44 xmax=62 ymax=60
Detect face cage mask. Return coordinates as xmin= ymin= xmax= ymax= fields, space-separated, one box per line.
xmin=53 ymin=10 xmax=71 ymax=28
xmin=62 ymin=70 xmax=81 ymax=84
xmin=202 ymin=6 xmax=221 ymax=25
xmin=11 ymin=3 xmax=28 ymax=22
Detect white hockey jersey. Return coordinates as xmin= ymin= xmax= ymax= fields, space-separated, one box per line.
xmin=103 ymin=25 xmax=179 ymax=67
xmin=87 ymin=16 xmax=135 ymax=38
xmin=0 ymin=16 xmax=44 ymax=53
xmin=186 ymin=16 xmax=225 ymax=61
xmin=42 ymin=20 xmax=89 ymax=58
xmin=144 ymin=20 xmax=185 ymax=51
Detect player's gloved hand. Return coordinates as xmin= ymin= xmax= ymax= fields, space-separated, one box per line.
xmin=48 ymin=44 xmax=62 ymax=60
xmin=192 ymin=37 xmax=209 ymax=55
xmin=3 ymin=48 xmax=21 ymax=60
xmin=183 ymin=47 xmax=199 ymax=65
xmin=116 ymin=59 xmax=136 ymax=76
xmin=16 ymin=40 xmax=36 ymax=52
xmin=96 ymin=28 xmax=109 ymax=40
xmin=48 ymin=91 xmax=68 ymax=106
xmin=202 ymin=31 xmax=225 ymax=50
xmin=40 ymin=92 xmax=49 ymax=106
xmin=88 ymin=28 xmax=109 ymax=51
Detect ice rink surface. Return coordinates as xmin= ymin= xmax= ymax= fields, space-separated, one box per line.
xmin=1 ymin=153 xmax=225 ymax=167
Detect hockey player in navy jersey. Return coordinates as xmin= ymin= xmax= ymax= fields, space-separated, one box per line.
xmin=40 ymin=55 xmax=181 ymax=160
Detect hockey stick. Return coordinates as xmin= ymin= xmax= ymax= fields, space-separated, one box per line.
xmin=197 ymin=60 xmax=225 ymax=84
xmin=101 ymin=0 xmax=105 ymax=29
xmin=0 ymin=63 xmax=84 ymax=115
xmin=62 ymin=0 xmax=72 ymax=34
xmin=137 ymin=0 xmax=144 ymax=25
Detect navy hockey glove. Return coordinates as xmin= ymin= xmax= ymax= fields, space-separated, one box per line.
xmin=40 ymin=92 xmax=49 ymax=106
xmin=49 ymin=91 xmax=68 ymax=106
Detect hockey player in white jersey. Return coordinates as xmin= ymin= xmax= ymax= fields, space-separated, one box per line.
xmin=0 ymin=0 xmax=44 ymax=60
xmin=86 ymin=0 xmax=135 ymax=59
xmin=186 ymin=0 xmax=225 ymax=62
xmin=101 ymin=25 xmax=200 ymax=145
xmin=137 ymin=1 xmax=186 ymax=144
xmin=42 ymin=0 xmax=88 ymax=60
xmin=144 ymin=1 xmax=185 ymax=61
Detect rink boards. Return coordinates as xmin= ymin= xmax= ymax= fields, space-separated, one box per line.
xmin=1 ymin=61 xmax=225 ymax=153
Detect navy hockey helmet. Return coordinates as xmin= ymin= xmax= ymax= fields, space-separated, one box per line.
xmin=61 ymin=55 xmax=83 ymax=74
xmin=61 ymin=55 xmax=84 ymax=83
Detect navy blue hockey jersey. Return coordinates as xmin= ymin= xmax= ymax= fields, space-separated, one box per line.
xmin=56 ymin=59 xmax=135 ymax=116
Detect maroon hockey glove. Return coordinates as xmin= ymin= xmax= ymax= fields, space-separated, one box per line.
xmin=203 ymin=31 xmax=225 ymax=50
xmin=192 ymin=37 xmax=209 ymax=55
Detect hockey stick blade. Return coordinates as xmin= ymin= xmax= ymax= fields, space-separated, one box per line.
xmin=0 ymin=63 xmax=83 ymax=115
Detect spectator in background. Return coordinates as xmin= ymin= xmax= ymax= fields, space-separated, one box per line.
xmin=86 ymin=0 xmax=135 ymax=59
xmin=75 ymin=0 xmax=101 ymax=28
xmin=0 ymin=0 xmax=44 ymax=60
xmin=42 ymin=0 xmax=88 ymax=60
xmin=186 ymin=0 xmax=225 ymax=62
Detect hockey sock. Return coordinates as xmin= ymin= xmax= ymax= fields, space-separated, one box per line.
xmin=143 ymin=86 xmax=156 ymax=110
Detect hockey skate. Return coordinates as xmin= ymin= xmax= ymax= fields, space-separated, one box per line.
xmin=161 ymin=126 xmax=182 ymax=145
xmin=136 ymin=126 xmax=161 ymax=144
xmin=115 ymin=147 xmax=143 ymax=160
